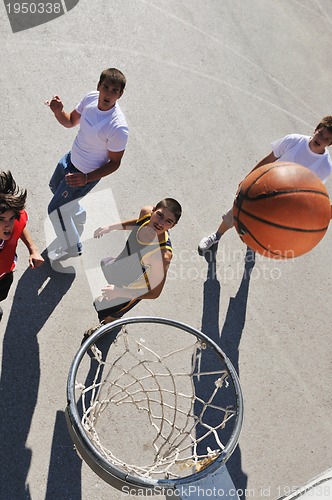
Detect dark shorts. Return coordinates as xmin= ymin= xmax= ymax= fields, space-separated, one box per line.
xmin=94 ymin=296 xmax=141 ymax=322
xmin=93 ymin=257 xmax=140 ymax=321
xmin=0 ymin=272 xmax=14 ymax=302
xmin=95 ymin=255 xmax=146 ymax=321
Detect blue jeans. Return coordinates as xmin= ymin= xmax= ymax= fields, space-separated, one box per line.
xmin=48 ymin=152 xmax=99 ymax=252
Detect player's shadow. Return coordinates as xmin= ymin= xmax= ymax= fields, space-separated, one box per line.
xmin=45 ymin=326 xmax=121 ymax=499
xmin=0 ymin=250 xmax=75 ymax=499
xmin=196 ymin=245 xmax=255 ymax=499
xmin=45 ymin=410 xmax=82 ymax=500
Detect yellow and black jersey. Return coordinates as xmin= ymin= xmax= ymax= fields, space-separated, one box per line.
xmin=102 ymin=213 xmax=172 ymax=290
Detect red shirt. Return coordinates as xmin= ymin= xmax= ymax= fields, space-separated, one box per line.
xmin=0 ymin=210 xmax=28 ymax=278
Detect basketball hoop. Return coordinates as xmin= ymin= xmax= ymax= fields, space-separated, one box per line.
xmin=65 ymin=316 xmax=243 ymax=496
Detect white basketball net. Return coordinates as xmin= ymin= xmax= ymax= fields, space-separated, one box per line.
xmin=75 ymin=324 xmax=240 ymax=480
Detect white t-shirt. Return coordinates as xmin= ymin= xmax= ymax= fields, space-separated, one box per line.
xmin=272 ymin=134 xmax=332 ymax=184
xmin=71 ymin=91 xmax=129 ymax=173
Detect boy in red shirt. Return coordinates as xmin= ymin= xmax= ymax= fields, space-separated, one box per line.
xmin=0 ymin=171 xmax=44 ymax=321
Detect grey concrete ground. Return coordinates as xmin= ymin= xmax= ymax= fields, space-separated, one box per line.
xmin=0 ymin=0 xmax=332 ymax=499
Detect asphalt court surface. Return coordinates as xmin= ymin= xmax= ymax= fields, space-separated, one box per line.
xmin=0 ymin=1 xmax=332 ymax=499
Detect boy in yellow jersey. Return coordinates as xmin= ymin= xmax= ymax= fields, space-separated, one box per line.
xmin=86 ymin=198 xmax=182 ymax=335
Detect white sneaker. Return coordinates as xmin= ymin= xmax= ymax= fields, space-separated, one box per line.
xmin=198 ymin=232 xmax=220 ymax=251
xmin=48 ymin=247 xmax=82 ymax=261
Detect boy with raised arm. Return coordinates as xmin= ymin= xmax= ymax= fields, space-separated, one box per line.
xmin=45 ymin=68 xmax=128 ymax=261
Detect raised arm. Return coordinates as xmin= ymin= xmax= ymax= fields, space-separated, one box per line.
xmin=94 ymin=217 xmax=138 ymax=238
xmin=94 ymin=205 xmax=154 ymax=238
xmin=45 ymin=95 xmax=81 ymax=128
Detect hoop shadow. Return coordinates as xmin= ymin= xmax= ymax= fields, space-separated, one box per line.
xmin=47 ymin=326 xmax=122 ymax=496
xmin=0 ymin=250 xmax=75 ymax=499
xmin=195 ymin=245 xmax=255 ymax=499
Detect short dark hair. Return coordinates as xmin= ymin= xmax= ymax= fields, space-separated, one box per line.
xmin=0 ymin=171 xmax=27 ymax=218
xmin=98 ymin=68 xmax=126 ymax=92
xmin=155 ymin=198 xmax=182 ymax=223
xmin=315 ymin=116 xmax=332 ymax=134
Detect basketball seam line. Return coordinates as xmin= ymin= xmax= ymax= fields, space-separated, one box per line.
xmin=234 ymin=212 xmax=329 ymax=233
xmin=242 ymin=189 xmax=330 ymax=201
xmin=237 ymin=227 xmax=286 ymax=257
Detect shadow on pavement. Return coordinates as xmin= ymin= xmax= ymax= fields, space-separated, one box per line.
xmin=198 ymin=245 xmax=256 ymax=499
xmin=0 ymin=250 xmax=75 ymax=499
xmin=46 ymin=326 xmax=122 ymax=498
xmin=45 ymin=410 xmax=82 ymax=500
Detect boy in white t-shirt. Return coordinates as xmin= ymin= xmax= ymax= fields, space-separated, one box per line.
xmin=45 ymin=68 xmax=129 ymax=261
xmin=198 ymin=116 xmax=332 ymax=252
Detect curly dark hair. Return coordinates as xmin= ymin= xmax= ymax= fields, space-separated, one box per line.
xmin=0 ymin=171 xmax=27 ymax=219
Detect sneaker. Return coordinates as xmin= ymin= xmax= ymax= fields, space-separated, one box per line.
xmin=48 ymin=246 xmax=82 ymax=262
xmin=198 ymin=232 xmax=220 ymax=251
xmin=81 ymin=322 xmax=104 ymax=345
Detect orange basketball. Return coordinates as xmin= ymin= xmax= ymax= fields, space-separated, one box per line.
xmin=233 ymin=162 xmax=331 ymax=258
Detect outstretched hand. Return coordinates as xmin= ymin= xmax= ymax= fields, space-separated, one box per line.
xmin=29 ymin=252 xmax=45 ymax=268
xmin=101 ymin=284 xmax=117 ymax=300
xmin=94 ymin=226 xmax=112 ymax=238
xmin=44 ymin=95 xmax=64 ymax=114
